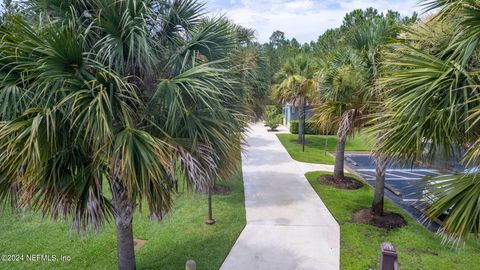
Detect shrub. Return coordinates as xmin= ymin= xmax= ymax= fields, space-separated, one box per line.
xmin=265 ymin=105 xmax=281 ymax=119
xmin=289 ymin=120 xmax=334 ymax=135
xmin=266 ymin=114 xmax=283 ymax=131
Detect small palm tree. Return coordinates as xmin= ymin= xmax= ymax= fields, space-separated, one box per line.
xmin=272 ymin=55 xmax=317 ymax=145
xmin=314 ymin=51 xmax=369 ymax=180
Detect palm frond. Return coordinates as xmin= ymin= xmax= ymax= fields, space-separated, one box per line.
xmin=112 ymin=127 xmax=174 ymax=216
xmin=375 ymin=42 xmax=479 ymax=163
xmin=94 ymin=0 xmax=157 ymax=75
xmin=423 ymin=173 xmax=480 ymax=244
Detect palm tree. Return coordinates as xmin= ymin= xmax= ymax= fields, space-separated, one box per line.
xmin=231 ymin=44 xmax=270 ymax=121
xmin=376 ymin=0 xmax=480 ymax=242
xmin=0 ymin=1 xmax=249 ymax=268
xmin=310 ymin=8 xmax=417 ymax=212
xmin=349 ymin=17 xmax=400 ymax=216
xmin=154 ymin=19 xmax=265 ymax=224
xmin=328 ymin=9 xmax=417 ymax=215
xmin=272 ymin=55 xmax=317 ymax=145
xmin=314 ymin=51 xmax=369 ymax=180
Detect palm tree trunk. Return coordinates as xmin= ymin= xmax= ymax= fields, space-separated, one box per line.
xmin=10 ymin=183 xmax=20 ymax=214
xmin=333 ymin=132 xmax=347 ymax=180
xmin=111 ymin=180 xmax=136 ymax=270
xmin=371 ymin=155 xmax=386 ymax=216
xmin=205 ymin=185 xmax=215 ymax=225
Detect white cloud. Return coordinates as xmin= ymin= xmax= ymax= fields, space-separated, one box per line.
xmin=209 ymin=0 xmax=423 ymax=43
xmin=285 ymin=0 xmax=315 ymax=11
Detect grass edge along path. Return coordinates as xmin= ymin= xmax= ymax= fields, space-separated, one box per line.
xmin=276 ymin=132 xmax=373 ymax=164
xmin=0 ymin=173 xmax=246 ymax=270
xmin=305 ymin=171 xmax=480 ymax=270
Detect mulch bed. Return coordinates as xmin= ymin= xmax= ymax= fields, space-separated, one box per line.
xmin=318 ymin=175 xmax=364 ymax=190
xmin=352 ymin=208 xmax=407 ymax=229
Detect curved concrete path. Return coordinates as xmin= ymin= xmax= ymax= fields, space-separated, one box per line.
xmin=220 ymin=123 xmax=340 ymax=270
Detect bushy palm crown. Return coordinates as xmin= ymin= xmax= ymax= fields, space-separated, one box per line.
xmin=314 ymin=9 xmax=414 ymax=137
xmin=0 ymin=0 xmax=251 ymax=231
xmin=376 ymin=0 xmax=480 ymax=242
xmin=314 ymin=50 xmax=369 ymax=136
xmin=231 ymin=45 xmax=270 ymax=120
xmin=271 ymin=54 xmax=317 ymax=107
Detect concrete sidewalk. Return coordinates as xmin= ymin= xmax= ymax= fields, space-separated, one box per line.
xmin=220 ymin=123 xmax=340 ymax=270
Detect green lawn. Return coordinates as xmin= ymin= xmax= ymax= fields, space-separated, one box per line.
xmin=0 ymin=174 xmax=245 ymax=270
xmin=305 ymin=171 xmax=480 ymax=270
xmin=277 ymin=132 xmax=374 ymax=164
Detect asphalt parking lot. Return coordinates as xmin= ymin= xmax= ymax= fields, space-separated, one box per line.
xmin=345 ymin=153 xmax=443 ymax=230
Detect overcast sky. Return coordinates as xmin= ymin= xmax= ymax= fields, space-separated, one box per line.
xmin=207 ymin=0 xmax=425 ymax=43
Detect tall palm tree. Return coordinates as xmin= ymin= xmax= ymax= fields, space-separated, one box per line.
xmin=311 ymin=8 xmax=417 ymax=213
xmin=377 ymin=0 xmax=480 ymax=243
xmin=314 ymin=50 xmax=369 ymax=180
xmin=272 ymin=55 xmax=317 ymax=144
xmin=349 ymin=18 xmax=401 ymax=216
xmin=0 ymin=1 xmax=249 ymax=268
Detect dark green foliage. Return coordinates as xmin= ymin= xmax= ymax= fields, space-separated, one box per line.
xmin=262 ymin=30 xmax=312 ymax=87
xmin=265 ymin=105 xmax=281 ymax=117
xmin=265 ymin=114 xmax=282 ymax=131
xmin=289 ymin=120 xmax=334 ymax=135
xmin=265 ymin=105 xmax=282 ymax=131
xmin=312 ymin=8 xmax=418 ymax=62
